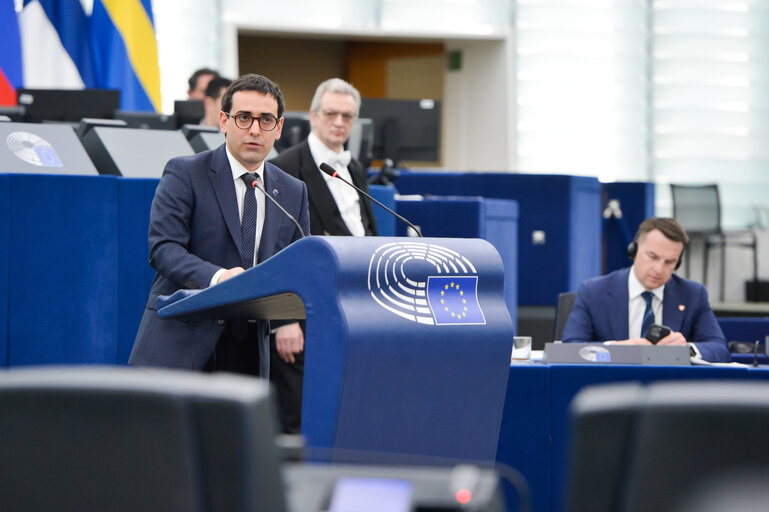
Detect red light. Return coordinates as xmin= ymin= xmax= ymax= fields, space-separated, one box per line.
xmin=455 ymin=488 xmax=472 ymax=504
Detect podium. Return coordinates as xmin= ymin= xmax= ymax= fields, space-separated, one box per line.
xmin=159 ymin=236 xmax=513 ymax=464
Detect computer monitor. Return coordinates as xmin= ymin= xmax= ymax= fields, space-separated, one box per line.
xmin=17 ymin=88 xmax=120 ymax=123
xmin=359 ymin=98 xmax=441 ymax=165
xmin=347 ymin=117 xmax=375 ymax=170
xmin=114 ymin=110 xmax=176 ymax=130
xmin=274 ymin=111 xmax=311 ymax=153
xmin=174 ymin=100 xmax=204 ymax=128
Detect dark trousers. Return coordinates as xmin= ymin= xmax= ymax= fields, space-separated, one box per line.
xmin=203 ymin=321 xmax=261 ymax=376
xmin=269 ymin=332 xmax=304 ymax=434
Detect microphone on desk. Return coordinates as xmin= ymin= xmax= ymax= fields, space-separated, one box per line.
xmin=243 ymin=173 xmax=306 ymax=238
xmin=319 ymin=162 xmax=422 ymax=237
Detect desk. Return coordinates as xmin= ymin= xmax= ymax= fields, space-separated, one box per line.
xmin=495 ymin=363 xmax=769 ymax=512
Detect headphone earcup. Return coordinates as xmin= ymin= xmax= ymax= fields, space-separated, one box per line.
xmin=627 ymin=241 xmax=637 ymax=260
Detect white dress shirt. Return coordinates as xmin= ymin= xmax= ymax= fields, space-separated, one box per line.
xmin=627 ymin=266 xmax=665 ymax=339
xmin=210 ymin=147 xmax=266 ymax=286
xmin=307 ymin=132 xmax=366 ymax=236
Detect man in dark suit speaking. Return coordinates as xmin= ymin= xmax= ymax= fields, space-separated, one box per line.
xmin=269 ymin=78 xmax=377 ymax=432
xmin=563 ymin=217 xmax=729 ymax=362
xmin=129 ymin=74 xmax=310 ymax=378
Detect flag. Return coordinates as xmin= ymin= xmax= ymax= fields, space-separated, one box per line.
xmin=426 ymin=276 xmax=486 ymax=325
xmin=18 ymin=0 xmax=96 ymax=89
xmin=90 ymin=0 xmax=161 ymax=112
xmin=0 ymin=0 xmax=23 ymax=105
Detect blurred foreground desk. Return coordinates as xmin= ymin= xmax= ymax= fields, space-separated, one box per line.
xmin=495 ymin=363 xmax=769 ymax=512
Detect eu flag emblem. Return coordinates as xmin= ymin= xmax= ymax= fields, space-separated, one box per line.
xmin=426 ymin=276 xmax=486 ymax=325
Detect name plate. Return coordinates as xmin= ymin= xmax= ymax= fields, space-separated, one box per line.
xmin=544 ymin=343 xmax=691 ymax=366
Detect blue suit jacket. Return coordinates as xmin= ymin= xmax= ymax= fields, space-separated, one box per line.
xmin=562 ymin=267 xmax=729 ymax=362
xmin=129 ymin=144 xmax=310 ymax=373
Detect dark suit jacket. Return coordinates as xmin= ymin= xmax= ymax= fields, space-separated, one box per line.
xmin=270 ymin=140 xmax=378 ymax=236
xmin=562 ymin=267 xmax=730 ymax=362
xmin=129 ymin=144 xmax=310 ymax=372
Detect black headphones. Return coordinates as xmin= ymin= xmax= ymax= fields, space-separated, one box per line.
xmin=627 ymin=234 xmax=684 ymax=270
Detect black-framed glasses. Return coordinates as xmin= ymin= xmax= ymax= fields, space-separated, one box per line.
xmin=224 ymin=112 xmax=279 ymax=131
xmin=319 ymin=110 xmax=356 ymax=123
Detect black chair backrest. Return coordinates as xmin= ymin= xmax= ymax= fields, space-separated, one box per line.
xmin=554 ymin=292 xmax=577 ymax=341
xmin=0 ymin=367 xmax=287 ymax=512
xmin=567 ymin=380 xmax=769 ymax=512
xmin=670 ymin=184 xmax=722 ymax=235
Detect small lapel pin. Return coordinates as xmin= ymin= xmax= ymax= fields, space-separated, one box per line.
xmin=678 ymin=304 xmax=686 ymax=311
xmin=272 ymin=188 xmax=279 ymax=197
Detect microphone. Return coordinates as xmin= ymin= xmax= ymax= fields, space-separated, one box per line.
xmin=243 ymin=173 xmax=306 ymax=238
xmin=319 ymin=162 xmax=422 ymax=237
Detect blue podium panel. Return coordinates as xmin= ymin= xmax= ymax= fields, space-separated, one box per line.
xmin=603 ymin=182 xmax=655 ymax=273
xmin=117 ymin=178 xmax=158 ymax=364
xmin=159 ymin=236 xmax=514 ymax=464
xmin=393 ymin=172 xmax=602 ymax=305
xmin=6 ymin=174 xmax=120 ymax=365
xmin=395 ymin=197 xmax=518 ymax=331
xmin=368 ymin=184 xmax=397 ymax=236
xmin=0 ymin=176 xmax=8 ymax=366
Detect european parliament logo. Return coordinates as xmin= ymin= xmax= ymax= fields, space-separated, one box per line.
xmin=7 ymin=131 xmax=63 ymax=167
xmin=426 ymin=276 xmax=485 ymax=325
xmin=367 ymin=241 xmax=486 ymax=326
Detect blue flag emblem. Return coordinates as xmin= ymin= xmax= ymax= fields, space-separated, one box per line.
xmin=427 ymin=276 xmax=486 ymax=325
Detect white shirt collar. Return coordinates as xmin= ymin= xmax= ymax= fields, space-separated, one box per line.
xmin=225 ymin=146 xmax=265 ymax=182
xmin=628 ymin=265 xmax=665 ymax=301
xmin=308 ymin=131 xmax=349 ymax=168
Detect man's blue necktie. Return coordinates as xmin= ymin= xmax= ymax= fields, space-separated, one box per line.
xmin=641 ymin=291 xmax=655 ymax=338
xmin=240 ymin=173 xmax=258 ymax=269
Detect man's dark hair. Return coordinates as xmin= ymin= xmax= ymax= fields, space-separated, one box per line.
xmin=220 ymin=74 xmax=285 ymax=118
xmin=187 ymin=68 xmax=218 ymax=93
xmin=637 ymin=217 xmax=690 ymax=245
xmin=205 ymin=76 xmax=232 ymax=100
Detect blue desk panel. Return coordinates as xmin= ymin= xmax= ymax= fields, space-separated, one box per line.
xmin=7 ymin=174 xmax=120 ymax=365
xmin=368 ymin=184 xmax=397 ymax=236
xmin=393 ymin=172 xmax=601 ymax=305
xmin=0 ymin=176 xmax=9 ymax=366
xmin=395 ymin=197 xmax=518 ymax=329
xmin=496 ymin=363 xmax=769 ymax=512
xmin=117 ymin=178 xmax=157 ymax=364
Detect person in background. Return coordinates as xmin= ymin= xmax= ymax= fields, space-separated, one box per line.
xmin=562 ymin=217 xmax=729 ymax=362
xmin=203 ymin=75 xmax=231 ymax=128
xmin=187 ymin=67 xmax=218 ymax=100
xmin=269 ymin=78 xmax=378 ymax=433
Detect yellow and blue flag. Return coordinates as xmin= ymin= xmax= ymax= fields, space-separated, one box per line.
xmin=90 ymin=0 xmax=161 ymax=112
xmin=426 ymin=276 xmax=486 ymax=325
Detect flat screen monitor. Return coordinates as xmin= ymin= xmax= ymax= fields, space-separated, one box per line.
xmin=174 ymin=100 xmax=204 ymax=128
xmin=17 ymin=88 xmax=120 ymax=123
xmin=274 ymin=111 xmax=311 ymax=153
xmin=359 ymin=98 xmax=441 ymax=165
xmin=114 ymin=110 xmax=175 ymax=130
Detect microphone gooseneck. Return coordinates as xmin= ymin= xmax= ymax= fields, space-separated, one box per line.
xmin=319 ymin=162 xmax=422 ymax=237
xmin=246 ymin=174 xmax=306 ymax=238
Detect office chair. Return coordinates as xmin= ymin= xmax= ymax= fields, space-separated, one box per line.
xmin=0 ymin=367 xmax=287 ymax=512
xmin=670 ymin=184 xmax=758 ymax=302
xmin=567 ymin=380 xmax=769 ymax=512
xmin=553 ymin=292 xmax=577 ymax=341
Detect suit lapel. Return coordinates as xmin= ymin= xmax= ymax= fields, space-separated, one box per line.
xmin=298 ymin=142 xmax=351 ymax=235
xmin=209 ymin=145 xmax=242 ymax=254
xmin=607 ymin=268 xmax=630 ymax=340
xmin=258 ymin=163 xmax=282 ymax=262
xmin=348 ymin=159 xmax=376 ymax=235
xmin=662 ymin=276 xmax=685 ymax=331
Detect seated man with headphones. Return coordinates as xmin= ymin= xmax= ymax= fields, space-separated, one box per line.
xmin=562 ymin=217 xmax=730 ymax=362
